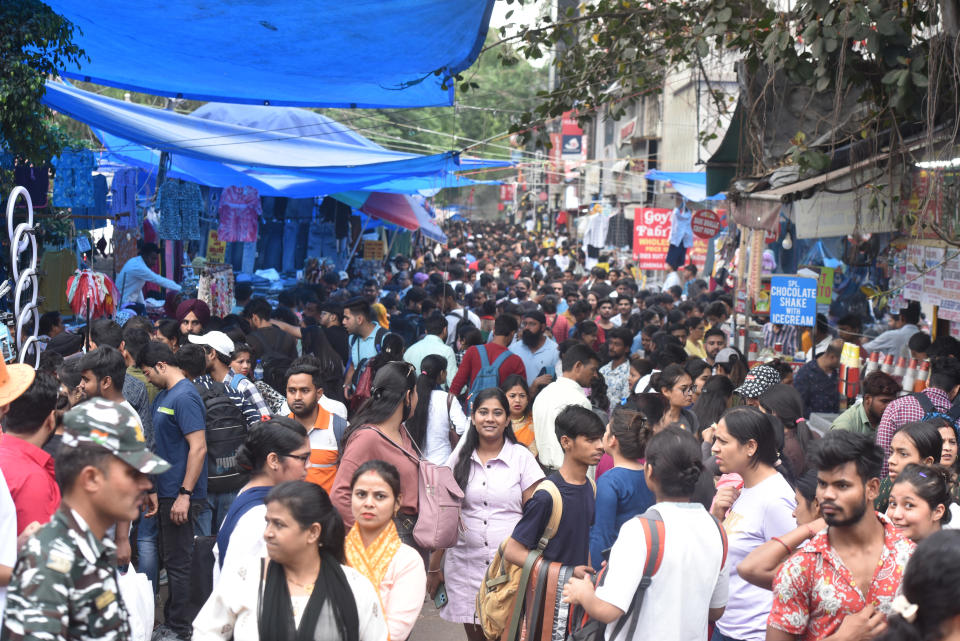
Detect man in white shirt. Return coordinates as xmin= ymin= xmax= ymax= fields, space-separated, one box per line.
xmin=532 ymin=343 xmax=600 ymax=471
xmin=863 ymin=302 xmax=921 ymax=361
xmin=116 ymin=243 xmax=182 ymax=312
xmin=404 ymin=312 xmax=457 ymax=385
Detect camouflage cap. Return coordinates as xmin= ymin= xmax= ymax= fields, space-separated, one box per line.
xmin=62 ymin=399 xmax=170 ymax=475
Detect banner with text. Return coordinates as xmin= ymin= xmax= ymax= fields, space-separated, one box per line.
xmin=632 ymin=207 xmax=707 ymax=271
xmin=769 ymin=276 xmax=817 ymax=326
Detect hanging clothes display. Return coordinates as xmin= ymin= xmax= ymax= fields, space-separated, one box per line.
xmin=605 ymin=212 xmax=632 ymax=248
xmin=218 ymin=185 xmax=261 ymax=242
xmin=156 ymin=179 xmax=204 ymax=240
xmin=13 ymin=163 xmax=49 ymax=209
xmin=666 ymin=205 xmax=694 ymax=269
xmin=73 ymin=174 xmax=108 ymax=230
xmin=197 ymin=264 xmax=235 ymax=318
xmin=52 ymin=149 xmax=97 ymax=208
xmin=66 ymin=270 xmax=119 ymax=319
xmin=110 ymin=167 xmax=140 ymax=228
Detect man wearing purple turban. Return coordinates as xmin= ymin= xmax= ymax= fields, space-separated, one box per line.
xmin=176 ymin=299 xmax=210 ymax=336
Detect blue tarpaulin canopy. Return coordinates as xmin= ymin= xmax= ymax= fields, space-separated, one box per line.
xmin=43 ymin=82 xmax=508 ymax=197
xmin=645 ymin=170 xmax=726 ymax=202
xmin=43 ymin=0 xmax=496 ymax=108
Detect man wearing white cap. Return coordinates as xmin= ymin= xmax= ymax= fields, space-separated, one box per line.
xmin=188 ymin=331 xmax=270 ymax=420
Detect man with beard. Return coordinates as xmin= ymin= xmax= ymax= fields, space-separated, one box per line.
xmin=595 ymin=298 xmax=616 ymax=332
xmin=703 ymin=327 xmax=727 ymax=367
xmin=509 ymin=310 xmax=560 ymax=387
xmin=766 ymin=431 xmax=914 ymax=641
xmin=830 ymin=371 xmax=900 ymax=435
xmin=285 ymin=364 xmax=346 ymax=495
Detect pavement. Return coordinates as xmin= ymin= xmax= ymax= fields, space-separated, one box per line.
xmin=410 ymin=599 xmax=468 ymax=641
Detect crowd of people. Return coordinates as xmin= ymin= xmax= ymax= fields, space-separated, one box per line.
xmin=0 ymin=218 xmax=959 ymax=641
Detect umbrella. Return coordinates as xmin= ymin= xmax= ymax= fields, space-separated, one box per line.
xmin=333 ymin=191 xmax=423 ymax=231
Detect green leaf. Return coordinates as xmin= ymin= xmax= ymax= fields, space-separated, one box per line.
xmin=716 ymin=7 xmax=732 ymax=23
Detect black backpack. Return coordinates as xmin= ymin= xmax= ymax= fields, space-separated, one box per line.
xmin=915 ymin=392 xmax=960 ymax=427
xmin=260 ymin=329 xmax=295 ymax=394
xmin=194 ymin=380 xmax=249 ymax=494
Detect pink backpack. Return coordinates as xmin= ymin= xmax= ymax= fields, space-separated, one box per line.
xmin=355 ymin=426 xmax=464 ymax=550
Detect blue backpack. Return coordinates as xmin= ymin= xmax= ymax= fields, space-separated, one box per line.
xmin=467 ymin=345 xmax=511 ymax=413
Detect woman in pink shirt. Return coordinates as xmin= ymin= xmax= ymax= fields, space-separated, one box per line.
xmin=427 ymin=388 xmax=544 ymax=641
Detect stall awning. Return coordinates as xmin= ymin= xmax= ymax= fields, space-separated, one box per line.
xmin=44 ymin=82 xmax=511 ymax=197
xmin=644 ymin=170 xmax=726 ymax=202
xmin=44 ymin=0 xmax=496 ymax=108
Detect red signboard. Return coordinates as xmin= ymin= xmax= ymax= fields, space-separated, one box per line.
xmin=633 ymin=207 xmax=708 ymax=271
xmin=500 ymin=184 xmax=515 ymax=202
xmin=691 ymin=209 xmax=722 ymax=239
xmin=619 ymin=120 xmax=636 ymax=144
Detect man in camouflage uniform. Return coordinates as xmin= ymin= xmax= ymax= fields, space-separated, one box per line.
xmin=2 ymin=398 xmax=169 ymax=641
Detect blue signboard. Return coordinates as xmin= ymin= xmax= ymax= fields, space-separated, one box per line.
xmin=769 ymin=276 xmax=817 ymax=327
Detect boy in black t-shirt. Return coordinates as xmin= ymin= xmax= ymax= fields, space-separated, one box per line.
xmin=506 ymin=405 xmax=605 ymax=576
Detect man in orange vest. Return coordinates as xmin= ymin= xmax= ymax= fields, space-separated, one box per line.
xmin=285 ymin=363 xmax=347 ymax=494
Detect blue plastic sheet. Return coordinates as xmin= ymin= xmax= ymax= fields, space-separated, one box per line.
xmin=44 ymin=0 xmax=495 ymax=108
xmin=644 ymin=170 xmax=726 ymax=202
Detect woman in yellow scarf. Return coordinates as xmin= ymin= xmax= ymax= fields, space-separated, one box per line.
xmin=345 ymin=460 xmax=426 ymax=641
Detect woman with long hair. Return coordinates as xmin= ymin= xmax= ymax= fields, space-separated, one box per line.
xmin=404 ymin=354 xmax=468 ymax=465
xmin=684 ymin=358 xmax=711 ymax=405
xmin=331 ymin=362 xmax=421 ymax=544
xmin=193 ymin=481 xmax=388 ymax=641
xmin=349 ymin=333 xmax=406 ymax=412
xmin=595 ymin=393 xmax=668 ymax=478
xmin=759 ymin=384 xmax=818 ymax=476
xmin=427 ymin=388 xmax=543 ymax=641
xmin=875 ymin=421 xmax=943 ymax=511
xmin=589 ymin=405 xmax=655 ymax=571
xmin=213 ymin=418 xmax=310 ymax=585
xmin=887 ymin=463 xmax=954 ymax=542
xmin=346 ymin=461 xmax=426 ymax=641
xmin=692 ymin=375 xmax=735 ymax=444
xmin=709 ymin=406 xmax=797 ymax=641
xmin=500 ymin=374 xmax=536 ymax=452
xmin=652 ymin=363 xmax=700 ymax=434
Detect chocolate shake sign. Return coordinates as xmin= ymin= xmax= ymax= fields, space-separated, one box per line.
xmin=632 ymin=207 xmax=707 ymax=270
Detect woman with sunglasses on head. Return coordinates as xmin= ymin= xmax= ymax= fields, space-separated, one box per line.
xmin=709 ymin=406 xmax=796 ymax=641
xmin=213 ymin=418 xmax=311 ymax=585
xmin=331 ymin=362 xmax=421 ymax=546
xmin=653 ymin=363 xmax=700 ymax=435
xmin=346 ymin=461 xmax=426 ymax=641
xmin=194 ymin=481 xmax=388 ymax=641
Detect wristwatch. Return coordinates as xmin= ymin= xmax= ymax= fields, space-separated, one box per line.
xmin=178 ymin=486 xmax=194 ymax=497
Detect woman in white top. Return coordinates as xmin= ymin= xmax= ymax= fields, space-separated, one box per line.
xmin=213 ymin=418 xmax=310 ymax=586
xmin=194 ymin=481 xmax=388 ymax=641
xmin=404 ymin=354 xmax=468 ymax=464
xmin=709 ymin=407 xmax=796 ymax=641
xmin=563 ymin=426 xmax=729 ymax=641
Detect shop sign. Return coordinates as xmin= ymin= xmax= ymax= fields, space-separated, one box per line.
xmin=619 ymin=120 xmax=636 ymax=145
xmin=691 ymin=209 xmax=722 ymax=239
xmin=363 ymin=240 xmax=385 ymax=260
xmin=769 ymin=275 xmax=817 ymax=326
xmin=206 ymin=228 xmax=226 ymax=263
xmin=561 ymin=111 xmax=584 ymax=159
xmin=632 ymin=207 xmax=707 ymax=271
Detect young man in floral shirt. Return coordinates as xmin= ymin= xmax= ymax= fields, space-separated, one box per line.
xmin=766 ymin=431 xmax=914 ymax=641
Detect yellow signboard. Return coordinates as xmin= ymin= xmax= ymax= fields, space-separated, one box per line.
xmin=207 ymin=228 xmax=227 ymax=263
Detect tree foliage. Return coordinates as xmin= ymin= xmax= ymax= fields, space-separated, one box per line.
xmin=0 ymin=0 xmax=86 ymax=174
xmin=488 ymin=0 xmax=956 ymax=175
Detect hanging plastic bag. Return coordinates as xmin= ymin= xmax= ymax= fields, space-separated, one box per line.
xmin=117 ymin=568 xmax=154 ymax=641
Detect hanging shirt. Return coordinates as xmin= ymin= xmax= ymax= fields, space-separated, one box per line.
xmin=218 ymin=186 xmax=261 ymax=242
xmin=668 ymin=206 xmax=694 ymax=248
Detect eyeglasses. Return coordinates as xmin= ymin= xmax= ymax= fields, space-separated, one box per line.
xmin=679 ymin=385 xmax=698 ymax=396
xmin=280 ymin=453 xmax=311 ymax=464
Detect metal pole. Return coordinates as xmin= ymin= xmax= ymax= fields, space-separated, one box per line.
xmin=343 ymin=216 xmax=372 ymax=268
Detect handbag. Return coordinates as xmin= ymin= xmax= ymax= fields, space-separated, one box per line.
xmin=355 ymin=425 xmax=464 ymax=550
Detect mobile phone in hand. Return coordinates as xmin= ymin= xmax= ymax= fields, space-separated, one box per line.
xmin=433 ymin=583 xmax=448 ymax=608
